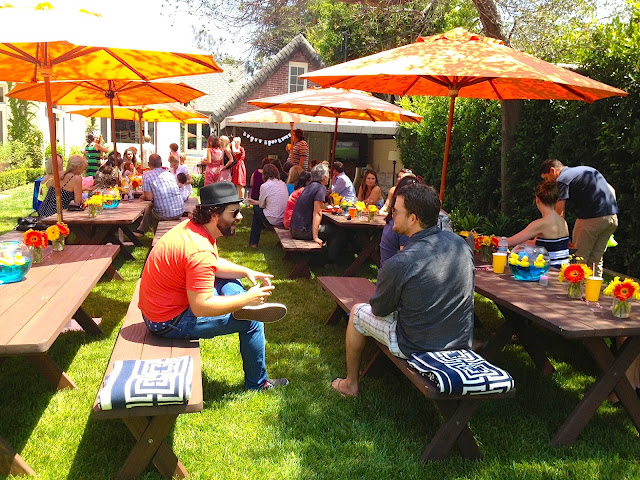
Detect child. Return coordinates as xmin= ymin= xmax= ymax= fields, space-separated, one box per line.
xmin=177 ymin=172 xmax=190 ymax=201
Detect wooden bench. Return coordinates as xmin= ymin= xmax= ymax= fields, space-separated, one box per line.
xmin=150 ymin=197 xmax=199 ymax=249
xmin=317 ymin=275 xmax=515 ymax=461
xmin=274 ymin=227 xmax=323 ymax=278
xmin=92 ymin=281 xmax=203 ymax=479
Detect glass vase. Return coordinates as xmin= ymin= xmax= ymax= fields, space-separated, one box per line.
xmin=52 ymin=237 xmax=65 ymax=252
xmin=612 ymin=298 xmax=632 ymax=318
xmin=29 ymin=246 xmax=43 ymax=264
xmin=479 ymin=245 xmax=493 ymax=263
xmin=88 ymin=205 xmax=98 ymax=218
xmin=567 ymin=282 xmax=583 ymax=299
xmin=368 ymin=210 xmax=375 ymax=222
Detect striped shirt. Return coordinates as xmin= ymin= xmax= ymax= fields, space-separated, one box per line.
xmin=292 ymin=140 xmax=309 ymax=169
xmin=536 ymin=236 xmax=570 ymax=268
xmin=85 ymin=145 xmax=101 ymax=177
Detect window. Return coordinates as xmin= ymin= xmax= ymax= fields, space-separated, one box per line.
xmin=114 ymin=119 xmax=139 ymax=144
xmin=187 ymin=124 xmax=197 ymax=150
xmin=0 ymin=86 xmax=4 ymax=103
xmin=289 ymin=62 xmax=307 ymax=93
xmin=200 ymin=123 xmax=211 ymax=150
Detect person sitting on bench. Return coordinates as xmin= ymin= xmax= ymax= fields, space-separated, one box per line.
xmin=332 ymin=183 xmax=474 ymax=397
xmin=139 ymin=182 xmax=289 ymax=390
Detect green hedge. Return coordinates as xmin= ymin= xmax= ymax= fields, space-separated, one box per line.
xmin=0 ymin=167 xmax=44 ymax=191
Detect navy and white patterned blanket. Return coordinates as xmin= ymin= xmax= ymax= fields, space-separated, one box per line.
xmin=98 ymin=356 xmax=193 ymax=410
xmin=407 ymin=350 xmax=514 ymax=395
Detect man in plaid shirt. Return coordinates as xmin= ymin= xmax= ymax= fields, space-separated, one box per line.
xmin=135 ymin=154 xmax=184 ymax=235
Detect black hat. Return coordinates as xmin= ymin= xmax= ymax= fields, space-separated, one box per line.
xmin=199 ymin=182 xmax=240 ymax=206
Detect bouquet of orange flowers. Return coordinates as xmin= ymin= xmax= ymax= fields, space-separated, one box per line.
xmin=130 ymin=176 xmax=142 ymax=190
xmin=23 ymin=229 xmax=48 ymax=248
xmin=559 ymin=262 xmax=592 ymax=299
xmin=604 ymin=277 xmax=640 ymax=318
xmin=45 ymin=222 xmax=70 ymax=242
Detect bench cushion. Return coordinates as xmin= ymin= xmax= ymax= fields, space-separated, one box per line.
xmin=98 ymin=356 xmax=193 ymax=410
xmin=408 ymin=350 xmax=514 ymax=396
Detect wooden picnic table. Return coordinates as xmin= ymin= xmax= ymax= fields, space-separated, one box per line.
xmin=0 ymin=244 xmax=119 ymax=476
xmin=475 ymin=267 xmax=640 ymax=446
xmin=41 ymin=198 xmax=150 ymax=261
xmin=322 ymin=211 xmax=385 ymax=276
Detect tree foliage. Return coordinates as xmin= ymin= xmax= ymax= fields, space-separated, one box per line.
xmin=6 ymin=82 xmax=44 ymax=169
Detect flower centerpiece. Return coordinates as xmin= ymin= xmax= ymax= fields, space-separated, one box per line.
xmin=367 ymin=204 xmax=378 ymax=222
xmin=329 ymin=192 xmax=343 ymax=206
xmin=45 ymin=222 xmax=70 ymax=251
xmin=85 ymin=194 xmax=104 ymax=217
xmin=23 ymin=229 xmax=48 ymax=263
xmin=340 ymin=199 xmax=354 ymax=215
xmin=475 ymin=234 xmax=498 ymax=262
xmin=558 ymin=262 xmax=592 ymax=299
xmin=603 ymin=277 xmax=640 ymax=318
xmin=129 ymin=175 xmax=142 ymax=191
xmin=354 ymin=201 xmax=366 ymax=218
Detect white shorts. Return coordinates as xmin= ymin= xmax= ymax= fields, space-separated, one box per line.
xmin=351 ymin=304 xmax=407 ymax=359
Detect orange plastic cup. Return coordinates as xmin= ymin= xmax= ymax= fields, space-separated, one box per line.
xmin=348 ymin=207 xmax=357 ymax=219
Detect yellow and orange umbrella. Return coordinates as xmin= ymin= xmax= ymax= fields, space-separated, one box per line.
xmin=8 ymin=80 xmax=207 ymax=157
xmin=248 ymin=87 xmax=422 ymax=173
xmin=303 ymin=27 xmax=627 ymax=202
xmin=69 ymin=104 xmax=209 ymax=157
xmin=0 ymin=2 xmax=221 ymax=221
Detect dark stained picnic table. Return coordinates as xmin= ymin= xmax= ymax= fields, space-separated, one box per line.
xmin=322 ymin=210 xmax=385 ymax=276
xmin=0 ymin=244 xmax=119 ymax=476
xmin=475 ymin=266 xmax=640 ymax=446
xmin=41 ymin=198 xmax=150 ymax=261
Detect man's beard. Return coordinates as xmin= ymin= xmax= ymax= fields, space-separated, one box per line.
xmin=217 ymin=217 xmax=237 ymax=236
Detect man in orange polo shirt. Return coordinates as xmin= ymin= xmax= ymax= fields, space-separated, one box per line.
xmin=139 ymin=182 xmax=288 ymax=390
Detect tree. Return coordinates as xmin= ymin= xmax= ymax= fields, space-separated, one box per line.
xmin=6 ymin=82 xmax=44 ymax=169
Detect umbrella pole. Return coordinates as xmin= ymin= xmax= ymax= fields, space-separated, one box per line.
xmin=109 ymin=97 xmax=118 ymax=158
xmin=439 ymin=93 xmax=457 ymax=205
xmin=139 ymin=117 xmax=144 ymax=165
xmin=44 ymin=75 xmax=63 ymax=223
xmin=329 ymin=116 xmax=338 ymax=190
xmin=154 ymin=121 xmax=158 ymax=153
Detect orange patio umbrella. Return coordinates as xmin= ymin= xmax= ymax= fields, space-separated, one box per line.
xmin=8 ymin=80 xmax=206 ymax=160
xmin=248 ymin=87 xmax=422 ymax=174
xmin=0 ymin=2 xmax=221 ymax=221
xmin=69 ymin=104 xmax=209 ymax=160
xmin=302 ymin=27 xmax=628 ymax=202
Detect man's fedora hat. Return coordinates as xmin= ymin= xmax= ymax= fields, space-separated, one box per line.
xmin=200 ymin=182 xmax=240 ymax=206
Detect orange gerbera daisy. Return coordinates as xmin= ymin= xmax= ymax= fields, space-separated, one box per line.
xmin=23 ymin=229 xmax=47 ymax=248
xmin=614 ymin=282 xmax=636 ymax=301
xmin=57 ymin=222 xmax=70 ymax=236
xmin=563 ymin=264 xmax=587 ymax=284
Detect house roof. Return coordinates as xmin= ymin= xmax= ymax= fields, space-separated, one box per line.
xmin=162 ymin=34 xmax=325 ymax=123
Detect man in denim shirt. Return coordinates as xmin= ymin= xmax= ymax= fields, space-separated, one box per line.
xmin=332 ymin=183 xmax=474 ymax=397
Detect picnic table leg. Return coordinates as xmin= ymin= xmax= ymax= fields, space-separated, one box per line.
xmin=421 ymin=399 xmax=482 ymax=461
xmin=27 ymin=353 xmax=76 ymax=390
xmin=342 ymin=230 xmax=380 ymax=277
xmin=103 ymin=264 xmax=124 ymax=281
xmin=288 ymin=253 xmax=311 ymax=279
xmin=0 ymin=435 xmax=35 ymax=477
xmin=102 ymin=227 xmax=136 ymax=261
xmin=504 ymin=311 xmax=555 ymax=375
xmin=551 ymin=335 xmax=640 ymax=446
xmin=324 ymin=305 xmax=346 ymax=326
xmin=120 ymin=226 xmax=143 ymax=247
xmin=476 ymin=315 xmax=516 ymax=362
xmin=118 ymin=415 xmax=188 ymax=480
xmin=73 ymin=306 xmax=103 ymax=335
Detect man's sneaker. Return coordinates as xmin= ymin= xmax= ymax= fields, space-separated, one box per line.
xmin=233 ymin=303 xmax=287 ymax=323
xmin=262 ymin=378 xmax=289 ymax=390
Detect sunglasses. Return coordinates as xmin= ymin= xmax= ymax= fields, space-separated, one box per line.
xmin=231 ymin=208 xmax=241 ymax=218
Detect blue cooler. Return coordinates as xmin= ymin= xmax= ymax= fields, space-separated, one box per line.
xmin=32 ymin=176 xmax=43 ymax=212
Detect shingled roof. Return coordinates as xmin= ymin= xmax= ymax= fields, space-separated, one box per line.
xmin=211 ymin=34 xmax=325 ymax=122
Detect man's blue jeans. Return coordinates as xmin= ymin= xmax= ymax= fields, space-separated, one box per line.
xmin=146 ymin=278 xmax=268 ymax=390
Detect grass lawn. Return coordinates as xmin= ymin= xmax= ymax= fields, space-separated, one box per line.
xmin=1 ymin=183 xmax=640 ymax=479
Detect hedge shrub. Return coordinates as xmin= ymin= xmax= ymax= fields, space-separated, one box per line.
xmin=0 ymin=167 xmax=44 ymax=191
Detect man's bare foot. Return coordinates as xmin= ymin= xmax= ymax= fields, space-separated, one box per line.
xmin=332 ymin=378 xmax=358 ymax=397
